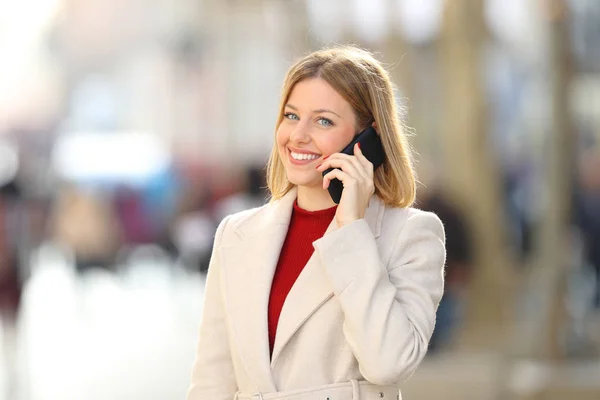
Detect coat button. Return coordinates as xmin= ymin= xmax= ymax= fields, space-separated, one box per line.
xmin=379 ymin=393 xmax=384 ymax=398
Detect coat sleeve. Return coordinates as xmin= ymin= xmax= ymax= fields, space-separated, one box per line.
xmin=312 ymin=210 xmax=446 ymax=385
xmin=187 ymin=215 xmax=238 ymax=400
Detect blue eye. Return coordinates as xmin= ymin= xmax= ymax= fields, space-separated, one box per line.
xmin=284 ymin=112 xmax=299 ymax=120
xmin=317 ymin=117 xmax=334 ymax=127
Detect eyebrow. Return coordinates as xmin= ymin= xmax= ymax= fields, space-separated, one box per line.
xmin=285 ymin=104 xmax=341 ymax=118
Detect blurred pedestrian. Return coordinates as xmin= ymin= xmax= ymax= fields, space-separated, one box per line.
xmin=417 ymin=180 xmax=472 ymax=353
xmin=213 ymin=165 xmax=268 ymax=222
xmin=0 ymin=179 xmax=24 ymax=324
xmin=169 ymin=184 xmax=216 ymax=272
xmin=574 ymin=148 xmax=600 ymax=309
xmin=50 ymin=187 xmax=122 ymax=272
xmin=0 ymin=178 xmax=26 ymax=400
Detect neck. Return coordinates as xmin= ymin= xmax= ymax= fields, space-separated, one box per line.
xmin=296 ymin=185 xmax=337 ymax=211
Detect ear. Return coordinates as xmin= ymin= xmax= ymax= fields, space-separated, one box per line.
xmin=371 ymin=120 xmax=378 ymax=133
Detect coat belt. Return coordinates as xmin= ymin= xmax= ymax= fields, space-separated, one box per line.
xmin=234 ymin=380 xmax=400 ymax=400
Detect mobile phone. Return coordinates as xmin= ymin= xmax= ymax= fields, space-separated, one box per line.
xmin=322 ymin=126 xmax=385 ymax=204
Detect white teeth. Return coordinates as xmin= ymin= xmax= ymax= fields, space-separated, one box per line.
xmin=291 ymin=151 xmax=320 ymax=161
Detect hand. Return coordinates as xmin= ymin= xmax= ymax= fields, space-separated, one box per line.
xmin=316 ymin=143 xmax=375 ymax=227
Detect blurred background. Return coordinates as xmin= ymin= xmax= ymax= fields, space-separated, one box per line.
xmin=0 ymin=0 xmax=599 ymax=399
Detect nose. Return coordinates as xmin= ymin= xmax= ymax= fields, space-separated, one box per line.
xmin=289 ymin=121 xmax=311 ymax=143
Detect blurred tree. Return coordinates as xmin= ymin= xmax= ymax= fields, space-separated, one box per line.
xmin=288 ymin=0 xmax=312 ymax=53
xmin=530 ymin=0 xmax=574 ymax=360
xmin=517 ymin=3 xmax=575 ymax=399
xmin=381 ymin=7 xmax=414 ymax=145
xmin=439 ymin=0 xmax=514 ymax=350
xmin=383 ymin=0 xmax=445 ymax=162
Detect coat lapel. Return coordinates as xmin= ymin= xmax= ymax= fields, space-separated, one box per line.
xmin=269 ymin=227 xmax=335 ymax=367
xmin=219 ymin=188 xmax=296 ymax=392
xmin=270 ymin=194 xmax=385 ymax=366
xmin=220 ymin=188 xmax=385 ymax=389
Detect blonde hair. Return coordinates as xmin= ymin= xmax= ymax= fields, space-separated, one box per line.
xmin=266 ymin=46 xmax=416 ymax=208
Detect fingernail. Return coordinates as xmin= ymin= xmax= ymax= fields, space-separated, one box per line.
xmin=323 ymin=155 xmax=329 ymax=160
xmin=316 ymin=164 xmax=322 ymax=169
xmin=357 ymin=143 xmax=361 ymax=150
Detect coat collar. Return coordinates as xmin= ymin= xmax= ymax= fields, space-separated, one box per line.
xmin=219 ymin=187 xmax=385 ymax=391
xmin=231 ymin=187 xmax=385 ymax=240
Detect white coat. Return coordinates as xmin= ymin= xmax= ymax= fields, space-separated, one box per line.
xmin=187 ymin=187 xmax=446 ymax=399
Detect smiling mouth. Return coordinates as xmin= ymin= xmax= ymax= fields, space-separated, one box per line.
xmin=289 ymin=150 xmax=321 ymax=161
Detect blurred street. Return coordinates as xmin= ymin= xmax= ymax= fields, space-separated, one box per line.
xmin=0 ymin=245 xmax=598 ymax=400
xmin=1 ymin=0 xmax=599 ymax=399
xmin=1 ymin=244 xmax=205 ymax=400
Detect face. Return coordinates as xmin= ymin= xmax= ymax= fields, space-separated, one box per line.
xmin=276 ymin=78 xmax=358 ymax=189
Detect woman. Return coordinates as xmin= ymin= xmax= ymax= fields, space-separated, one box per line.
xmin=187 ymin=46 xmax=446 ymax=400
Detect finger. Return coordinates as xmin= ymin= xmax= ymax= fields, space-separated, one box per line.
xmin=349 ymin=144 xmax=375 ymax=195
xmin=318 ymin=153 xmax=370 ymax=182
xmin=322 ymin=168 xmax=354 ymax=190
xmin=323 ymin=151 xmax=366 ymax=167
xmin=353 ymin=143 xmax=374 ymax=176
xmin=317 ymin=157 xmax=361 ymax=178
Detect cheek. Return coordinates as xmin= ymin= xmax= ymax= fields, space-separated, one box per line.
xmin=276 ymin=125 xmax=289 ymax=148
xmin=318 ymin=129 xmax=354 ymax=154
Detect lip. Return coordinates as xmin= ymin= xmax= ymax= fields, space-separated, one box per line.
xmin=287 ymin=147 xmax=322 ymax=166
xmin=288 ymin=146 xmax=321 ymax=156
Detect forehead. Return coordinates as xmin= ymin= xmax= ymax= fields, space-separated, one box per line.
xmin=287 ymin=78 xmax=353 ymax=114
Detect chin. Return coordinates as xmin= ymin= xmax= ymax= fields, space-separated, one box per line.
xmin=287 ymin=172 xmax=322 ymax=188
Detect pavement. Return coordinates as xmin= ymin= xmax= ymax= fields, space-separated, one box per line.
xmin=0 ymin=243 xmax=598 ymax=400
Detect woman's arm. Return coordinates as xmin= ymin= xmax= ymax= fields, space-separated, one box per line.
xmin=313 ymin=211 xmax=445 ymax=385
xmin=187 ymin=216 xmax=238 ymax=400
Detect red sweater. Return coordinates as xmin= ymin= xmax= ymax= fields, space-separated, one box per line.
xmin=268 ymin=200 xmax=337 ymax=355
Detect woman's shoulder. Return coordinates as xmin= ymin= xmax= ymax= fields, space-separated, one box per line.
xmin=381 ymin=203 xmax=444 ymax=237
xmin=218 ymin=202 xmax=270 ymax=230
xmin=382 ymin=202 xmax=440 ymax=220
